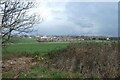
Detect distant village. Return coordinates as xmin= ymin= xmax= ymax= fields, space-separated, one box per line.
xmin=11 ymin=34 xmax=119 ymax=42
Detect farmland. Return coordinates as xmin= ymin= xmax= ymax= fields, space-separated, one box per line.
xmin=1 ymin=1 xmax=119 ymax=79
xmin=2 ymin=37 xmax=119 ymax=78
xmin=3 ymin=37 xmax=115 ymax=59
xmin=2 ymin=37 xmax=71 ymax=60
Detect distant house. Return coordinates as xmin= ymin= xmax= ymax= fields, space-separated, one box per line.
xmin=36 ymin=35 xmax=113 ymax=42
xmin=41 ymin=36 xmax=48 ymax=39
xmin=28 ymin=36 xmax=32 ymax=38
xmin=37 ymin=35 xmax=52 ymax=42
xmin=106 ymin=37 xmax=110 ymax=40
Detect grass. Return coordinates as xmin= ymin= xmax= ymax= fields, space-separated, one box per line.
xmin=3 ymin=42 xmax=70 ymax=53
xmin=2 ymin=37 xmax=119 ymax=78
xmin=18 ymin=64 xmax=68 ymax=78
xmin=2 ymin=37 xmax=72 ymax=60
xmin=2 ymin=38 xmax=117 ymax=60
xmin=5 ymin=37 xmax=38 ymax=43
xmin=3 ymin=63 xmax=79 ymax=78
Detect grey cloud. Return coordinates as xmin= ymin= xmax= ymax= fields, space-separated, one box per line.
xmin=67 ymin=17 xmax=94 ymax=28
xmin=53 ymin=17 xmax=63 ymax=20
xmin=65 ymin=2 xmax=118 ymax=36
xmin=34 ymin=2 xmax=118 ymax=37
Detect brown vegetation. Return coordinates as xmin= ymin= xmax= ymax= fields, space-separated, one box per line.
xmin=46 ymin=42 xmax=119 ymax=78
xmin=2 ymin=57 xmax=36 ymax=72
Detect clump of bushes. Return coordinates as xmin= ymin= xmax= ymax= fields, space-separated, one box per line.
xmin=46 ymin=42 xmax=119 ymax=78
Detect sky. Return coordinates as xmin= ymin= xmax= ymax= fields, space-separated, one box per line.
xmin=30 ymin=1 xmax=118 ymax=37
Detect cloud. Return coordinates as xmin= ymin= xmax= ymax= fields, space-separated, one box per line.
xmin=65 ymin=2 xmax=118 ymax=36
xmin=33 ymin=2 xmax=118 ymax=37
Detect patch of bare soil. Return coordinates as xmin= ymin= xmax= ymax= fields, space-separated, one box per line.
xmin=2 ymin=57 xmax=37 ymax=72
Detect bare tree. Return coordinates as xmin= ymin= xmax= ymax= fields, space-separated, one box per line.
xmin=0 ymin=0 xmax=41 ymax=43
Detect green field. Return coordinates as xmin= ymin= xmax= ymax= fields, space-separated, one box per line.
xmin=2 ymin=37 xmax=72 ymax=60
xmin=3 ymin=37 xmax=117 ymax=56
xmin=5 ymin=37 xmax=38 ymax=43
xmin=3 ymin=42 xmax=71 ymax=53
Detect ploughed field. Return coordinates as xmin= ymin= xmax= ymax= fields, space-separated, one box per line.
xmin=2 ymin=37 xmax=119 ymax=78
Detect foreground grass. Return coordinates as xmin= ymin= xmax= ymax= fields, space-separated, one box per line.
xmin=2 ymin=62 xmax=82 ymax=78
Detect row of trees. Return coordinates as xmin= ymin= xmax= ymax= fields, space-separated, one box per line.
xmin=0 ymin=0 xmax=41 ymax=43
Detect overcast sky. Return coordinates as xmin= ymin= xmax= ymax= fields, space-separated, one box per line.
xmin=30 ymin=2 xmax=118 ymax=37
